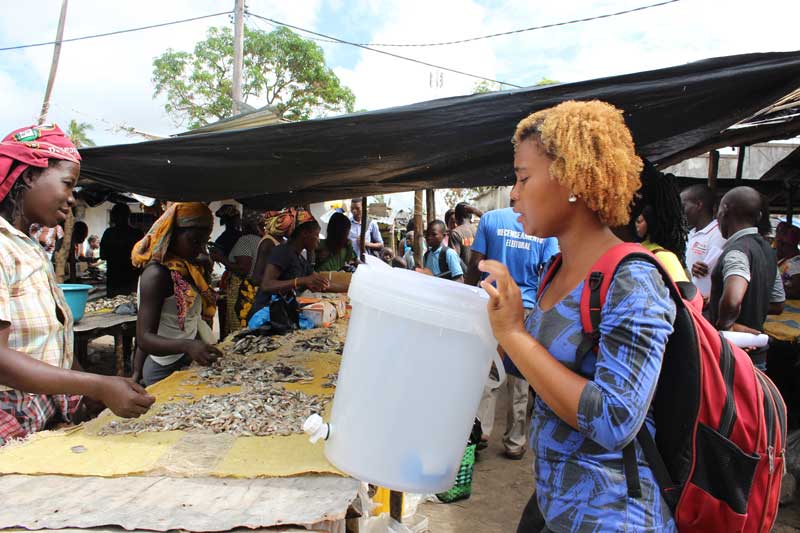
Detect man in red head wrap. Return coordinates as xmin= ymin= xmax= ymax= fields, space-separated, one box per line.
xmin=0 ymin=124 xmax=154 ymax=444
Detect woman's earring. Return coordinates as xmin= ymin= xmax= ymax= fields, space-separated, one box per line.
xmin=568 ymin=194 xmax=577 ymax=203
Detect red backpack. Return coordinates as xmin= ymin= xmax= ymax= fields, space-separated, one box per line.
xmin=538 ymin=243 xmax=787 ymax=532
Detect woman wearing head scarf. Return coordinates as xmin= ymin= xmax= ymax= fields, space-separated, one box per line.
xmin=133 ymin=202 xmax=222 ymax=386
xmin=250 ymin=208 xmax=298 ymax=286
xmin=480 ymin=102 xmax=677 ymax=531
xmin=247 ymin=211 xmax=330 ymax=319
xmin=0 ymin=124 xmax=153 ymax=444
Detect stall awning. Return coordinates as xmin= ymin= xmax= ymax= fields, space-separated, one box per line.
xmin=78 ymin=50 xmax=800 ymax=209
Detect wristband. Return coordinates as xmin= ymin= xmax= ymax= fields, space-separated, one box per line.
xmin=294 ymin=277 xmax=298 ymax=289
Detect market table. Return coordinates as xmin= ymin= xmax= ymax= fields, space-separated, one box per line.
xmin=73 ymin=313 xmax=137 ymax=376
xmin=0 ymin=323 xmax=366 ymax=532
xmin=765 ymin=299 xmax=800 ymax=343
xmin=765 ymin=300 xmax=800 ymax=430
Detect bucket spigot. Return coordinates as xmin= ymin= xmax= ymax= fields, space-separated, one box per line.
xmin=303 ymin=414 xmax=331 ymax=443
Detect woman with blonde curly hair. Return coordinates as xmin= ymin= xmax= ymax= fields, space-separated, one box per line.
xmin=480 ymin=101 xmax=676 ymax=531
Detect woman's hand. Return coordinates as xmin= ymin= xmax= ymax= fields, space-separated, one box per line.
xmin=479 ymin=260 xmax=526 ymax=343
xmin=184 ymin=340 xmax=222 ymax=366
xmin=301 ymin=273 xmax=330 ymax=292
xmin=94 ymin=376 xmax=155 ymax=418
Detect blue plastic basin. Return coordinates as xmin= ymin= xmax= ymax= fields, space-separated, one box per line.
xmin=58 ymin=284 xmax=92 ymax=322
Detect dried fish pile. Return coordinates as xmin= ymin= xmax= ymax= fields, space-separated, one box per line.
xmin=85 ymin=294 xmax=136 ymax=313
xmin=98 ymin=356 xmax=326 ymax=437
xmin=322 ymin=372 xmax=338 ymax=389
xmin=196 ymin=357 xmax=313 ymax=389
xmin=99 ymin=388 xmax=325 ymax=437
xmin=294 ymin=334 xmax=344 ymax=354
xmin=230 ymin=334 xmax=282 ymax=355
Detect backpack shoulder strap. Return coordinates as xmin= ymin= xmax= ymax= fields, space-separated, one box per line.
xmin=577 ymin=242 xmax=686 ymax=502
xmin=536 ymin=253 xmax=563 ymax=301
xmin=578 ymin=242 xmax=685 ymax=340
xmin=439 ymin=247 xmax=450 ymax=277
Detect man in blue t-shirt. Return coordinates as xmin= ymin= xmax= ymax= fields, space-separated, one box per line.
xmin=467 ymin=206 xmax=558 ymax=459
xmin=422 ymin=220 xmax=464 ymax=282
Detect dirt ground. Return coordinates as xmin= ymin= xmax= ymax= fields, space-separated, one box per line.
xmin=418 ymin=385 xmax=800 ymax=532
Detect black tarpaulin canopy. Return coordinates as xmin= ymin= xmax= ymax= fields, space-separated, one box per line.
xmin=78 ymin=51 xmax=800 ymax=208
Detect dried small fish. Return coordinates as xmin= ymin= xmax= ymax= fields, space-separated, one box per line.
xmin=98 ymin=355 xmax=325 ymax=437
xmin=85 ymin=294 xmax=136 ymax=314
xmin=294 ymin=333 xmax=343 ymax=354
xmin=98 ymin=388 xmax=326 ymax=437
xmin=322 ymin=372 xmax=338 ymax=388
xmin=230 ymin=334 xmax=281 ymax=355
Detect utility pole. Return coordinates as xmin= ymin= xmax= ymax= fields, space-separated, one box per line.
xmin=232 ymin=0 xmax=245 ymax=116
xmin=38 ymin=0 xmax=69 ymax=124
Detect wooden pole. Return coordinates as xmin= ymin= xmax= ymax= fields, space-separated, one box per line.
xmin=359 ymin=196 xmax=368 ymax=262
xmin=389 ymin=490 xmax=404 ymax=523
xmin=54 ymin=210 xmax=74 ymax=283
xmin=425 ymin=188 xmax=436 ymax=223
xmin=232 ymin=0 xmax=245 ymax=116
xmin=707 ymin=150 xmax=720 ymax=192
xmin=38 ymin=0 xmax=69 ymax=124
xmin=413 ymin=191 xmax=424 ymax=268
xmin=735 ymin=146 xmax=746 ymax=185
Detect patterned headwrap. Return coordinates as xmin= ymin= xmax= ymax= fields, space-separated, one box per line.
xmin=264 ymin=208 xmax=297 ymax=238
xmin=241 ymin=208 xmax=266 ymax=234
xmin=0 ymin=124 xmax=81 ymax=202
xmin=131 ymin=202 xmax=216 ymax=328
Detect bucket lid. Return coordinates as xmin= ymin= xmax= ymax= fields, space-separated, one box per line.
xmin=348 ymin=262 xmax=494 ymax=344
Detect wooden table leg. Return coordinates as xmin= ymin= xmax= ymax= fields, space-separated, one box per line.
xmin=389 ymin=490 xmax=403 ymax=523
xmin=114 ymin=330 xmax=125 ymax=376
xmin=74 ymin=336 xmax=89 ymax=369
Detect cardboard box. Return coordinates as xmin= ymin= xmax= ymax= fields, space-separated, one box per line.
xmin=319 ymin=271 xmax=353 ymax=290
xmin=300 ymin=301 xmax=337 ymax=327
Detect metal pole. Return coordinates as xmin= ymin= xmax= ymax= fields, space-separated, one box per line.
xmin=38 ymin=0 xmax=69 ymax=124
xmin=232 ymin=0 xmax=245 ymax=116
xmin=359 ymin=196 xmax=368 ymax=263
xmin=788 ymin=183 xmax=796 ymax=226
xmin=413 ymin=191 xmax=424 ymax=268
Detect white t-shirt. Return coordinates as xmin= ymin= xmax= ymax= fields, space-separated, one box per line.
xmin=686 ymin=220 xmax=727 ymax=296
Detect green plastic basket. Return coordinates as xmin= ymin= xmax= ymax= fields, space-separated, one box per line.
xmin=435 ymin=443 xmax=477 ymax=503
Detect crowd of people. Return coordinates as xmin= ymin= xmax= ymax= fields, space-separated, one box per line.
xmin=0 ymin=102 xmax=797 ymax=530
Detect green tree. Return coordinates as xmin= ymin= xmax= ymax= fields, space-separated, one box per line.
xmin=66 ymin=119 xmax=95 ymax=148
xmin=152 ymin=26 xmax=356 ymax=129
xmin=472 ymin=77 xmax=559 ymax=94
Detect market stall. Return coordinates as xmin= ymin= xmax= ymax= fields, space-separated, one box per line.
xmin=73 ymin=295 xmax=138 ymax=376
xmin=0 ymin=322 xmax=365 ymax=531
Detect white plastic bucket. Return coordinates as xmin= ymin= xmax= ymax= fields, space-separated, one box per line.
xmin=322 ymin=258 xmax=505 ymax=493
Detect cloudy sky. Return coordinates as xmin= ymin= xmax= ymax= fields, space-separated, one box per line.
xmin=0 ymin=0 xmax=796 ymax=150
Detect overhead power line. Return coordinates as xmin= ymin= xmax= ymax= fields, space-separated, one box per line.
xmin=357 ymin=0 xmax=682 ymax=47
xmin=247 ymin=11 xmax=522 ymax=88
xmin=0 ymin=11 xmax=231 ymax=52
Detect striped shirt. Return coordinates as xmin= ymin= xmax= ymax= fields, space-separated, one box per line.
xmin=0 ymin=216 xmax=74 ymax=392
